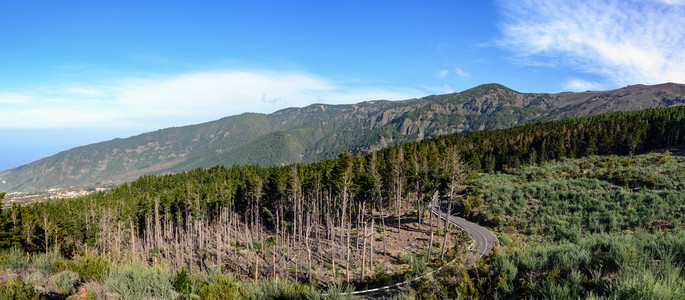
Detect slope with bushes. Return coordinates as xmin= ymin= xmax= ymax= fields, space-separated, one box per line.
xmin=413 ymin=151 xmax=685 ymax=298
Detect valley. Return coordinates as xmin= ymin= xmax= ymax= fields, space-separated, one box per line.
xmin=1 ymin=103 xmax=684 ymax=298
xmin=2 ymin=83 xmax=684 ymax=194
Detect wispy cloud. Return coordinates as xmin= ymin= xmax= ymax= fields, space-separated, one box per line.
xmin=0 ymin=93 xmax=34 ymax=105
xmin=0 ymin=70 xmax=427 ymax=129
xmin=659 ymin=0 xmax=685 ymax=5
xmin=496 ymin=0 xmax=685 ymax=89
xmin=563 ymin=78 xmax=602 ymax=91
xmin=454 ymin=67 xmax=470 ymax=78
xmin=442 ymin=84 xmax=454 ymax=94
xmin=435 ymin=67 xmax=469 ymax=79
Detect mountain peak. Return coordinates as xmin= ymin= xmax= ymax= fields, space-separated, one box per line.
xmin=461 ymin=83 xmax=518 ymax=94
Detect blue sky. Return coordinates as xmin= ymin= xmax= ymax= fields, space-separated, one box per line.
xmin=1 ymin=0 xmax=684 ymax=171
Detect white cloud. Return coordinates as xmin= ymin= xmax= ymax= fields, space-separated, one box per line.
xmin=436 ymin=70 xmax=449 ymax=78
xmin=443 ymin=84 xmax=454 ymax=94
xmin=563 ymin=78 xmax=602 ymax=92
xmin=436 ymin=68 xmax=469 ymax=79
xmin=496 ymin=0 xmax=685 ymax=87
xmin=454 ymin=67 xmax=470 ymax=78
xmin=0 ymin=70 xmax=426 ymax=129
xmin=0 ymin=93 xmax=34 ymax=104
xmin=658 ymin=0 xmax=685 ymax=5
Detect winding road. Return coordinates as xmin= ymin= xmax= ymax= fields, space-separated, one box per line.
xmin=430 ymin=193 xmax=499 ymax=256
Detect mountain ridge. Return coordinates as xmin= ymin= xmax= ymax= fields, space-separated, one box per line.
xmin=2 ymin=82 xmax=685 ymax=192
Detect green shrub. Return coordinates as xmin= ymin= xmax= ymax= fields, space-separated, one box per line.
xmin=79 ymin=254 xmax=111 ymax=283
xmin=173 ymin=268 xmax=192 ymax=295
xmin=105 ymin=262 xmax=174 ymax=299
xmin=243 ymin=279 xmax=352 ymax=300
xmin=55 ymin=254 xmax=111 ymax=283
xmin=387 ymin=292 xmax=416 ymax=300
xmin=199 ymin=277 xmax=247 ymax=300
xmin=412 ymin=256 xmax=427 ymax=275
xmin=53 ymin=270 xmax=80 ymax=295
xmin=319 ymin=284 xmax=355 ymax=300
xmin=493 ymin=256 xmax=517 ymax=281
xmin=192 ymin=267 xmax=229 ymax=290
xmin=0 ymin=279 xmax=40 ymax=300
xmin=530 ymin=280 xmax=572 ymax=299
xmin=32 ymin=250 xmax=64 ymax=276
xmin=499 ymin=234 xmax=512 ymax=246
xmin=398 ymin=251 xmax=413 ymax=265
xmin=6 ymin=247 xmax=29 ymax=271
xmin=612 ymin=266 xmax=685 ymax=300
xmin=373 ymin=267 xmax=393 ymax=287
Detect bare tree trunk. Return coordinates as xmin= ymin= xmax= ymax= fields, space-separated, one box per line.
xmin=216 ymin=227 xmax=222 ymax=269
xmin=361 ymin=221 xmax=367 ymax=282
xmin=346 ymin=216 xmax=351 ymax=283
xmin=130 ymin=219 xmax=136 ymax=261
xmin=175 ymin=226 xmax=181 ymax=270
xmin=25 ymin=218 xmax=35 ymax=246
xmin=306 ymin=212 xmax=312 ymax=285
xmin=116 ymin=222 xmax=122 ymax=260
xmin=43 ymin=212 xmax=50 ymax=253
xmin=355 ymin=202 xmax=361 ymax=254
xmin=379 ymin=202 xmax=387 ymax=257
xmin=154 ymin=197 xmax=161 ymax=256
xmin=233 ymin=214 xmax=238 ymax=256
xmin=417 ymin=192 xmax=422 ymax=232
xmin=285 ymin=231 xmax=291 ymax=280
xmin=440 ymin=147 xmax=466 ymax=261
xmin=393 ymin=147 xmax=404 ymax=233
xmin=272 ymin=241 xmax=277 ymax=279
xmin=396 ymin=192 xmax=401 ymax=233
xmin=331 ymin=236 xmax=336 ymax=280
xmin=295 ymin=233 xmax=299 ymax=282
xmin=254 ymin=248 xmax=259 ymax=281
xmin=428 ymin=208 xmax=434 ymax=262
xmin=440 ymin=199 xmax=452 ymax=261
xmin=369 ymin=218 xmax=374 ymax=276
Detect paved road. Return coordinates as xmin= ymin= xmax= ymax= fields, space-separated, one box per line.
xmin=431 ymin=194 xmax=498 ymax=256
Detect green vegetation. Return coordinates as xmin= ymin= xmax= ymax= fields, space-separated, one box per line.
xmin=32 ymin=249 xmax=63 ymax=276
xmin=2 ymin=105 xmax=683 ymax=256
xmin=3 ymin=247 xmax=29 ymax=271
xmin=2 ymin=104 xmax=685 ymax=297
xmin=105 ymin=262 xmax=175 ymax=299
xmin=0 ymin=253 xmax=359 ymax=299
xmin=412 ymin=151 xmax=685 ymax=299
xmin=53 ymin=270 xmax=80 ymax=295
xmin=476 ymin=153 xmax=684 ymax=241
xmin=0 ymin=280 xmax=39 ymax=300
xmin=55 ymin=254 xmax=112 ymax=283
xmin=417 ymin=230 xmax=685 ymax=299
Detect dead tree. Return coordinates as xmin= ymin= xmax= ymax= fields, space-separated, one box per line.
xmin=440 ymin=147 xmax=466 ymax=260
xmin=389 ymin=147 xmax=404 ymax=232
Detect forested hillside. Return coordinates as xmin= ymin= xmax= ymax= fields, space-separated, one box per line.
xmin=2 ymin=82 xmax=684 ymax=192
xmin=1 ymin=105 xmax=685 ymax=298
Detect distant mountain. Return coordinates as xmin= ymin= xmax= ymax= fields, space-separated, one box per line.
xmin=2 ymin=82 xmax=684 ymax=192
